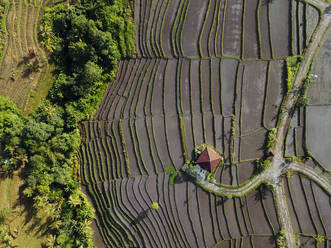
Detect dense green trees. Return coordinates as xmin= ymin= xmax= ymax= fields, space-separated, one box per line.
xmin=0 ymin=0 xmax=135 ymax=247
xmin=40 ymin=0 xmax=135 ymax=124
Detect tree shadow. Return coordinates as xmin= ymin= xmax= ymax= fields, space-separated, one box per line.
xmin=130 ymin=209 xmax=150 ymax=226
xmin=173 ymin=172 xmax=189 ymax=185
xmin=262 ymin=0 xmax=274 ymax=6
xmin=254 ymin=184 xmax=270 ymax=201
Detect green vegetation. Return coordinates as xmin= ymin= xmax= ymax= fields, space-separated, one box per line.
xmin=0 ymin=0 xmax=8 ymax=63
xmin=266 ymin=128 xmax=277 ymax=150
xmin=0 ymin=0 xmax=135 ymax=247
xmin=164 ymin=166 xmax=176 ymax=174
xmin=286 ymin=55 xmax=303 ymax=92
xmin=0 ymin=207 xmax=12 ymax=246
xmin=314 ymin=234 xmax=325 ymax=244
xmin=39 ymin=0 xmax=135 ymax=125
xmin=276 ymin=230 xmax=287 ymax=248
xmin=255 ymin=158 xmax=272 ymax=173
xmin=151 ymin=202 xmax=159 ymax=211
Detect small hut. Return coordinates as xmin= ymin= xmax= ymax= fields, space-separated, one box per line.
xmin=196 ymin=147 xmax=223 ymax=173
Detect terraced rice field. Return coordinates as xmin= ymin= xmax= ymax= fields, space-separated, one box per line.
xmin=0 ymin=0 xmax=54 ymax=113
xmin=79 ymin=0 xmax=330 ymax=247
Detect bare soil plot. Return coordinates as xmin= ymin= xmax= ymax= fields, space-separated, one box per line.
xmin=222 ymin=0 xmax=243 ymax=58
xmin=237 ymin=162 xmax=256 ymax=185
xmin=306 ymin=106 xmax=331 ymax=170
xmin=263 ymin=60 xmax=285 ymax=129
xmin=259 ymin=2 xmax=272 ymax=58
xmin=284 ymin=175 xmax=320 ymax=234
xmin=307 ymin=30 xmax=331 ymax=105
xmin=239 ymin=129 xmax=267 ymax=161
xmin=243 ymin=0 xmax=259 ymax=59
xmin=240 ymin=61 xmax=268 ymax=133
xmin=80 ymin=0 xmax=331 ymax=246
xmin=269 ymin=0 xmax=290 ymax=58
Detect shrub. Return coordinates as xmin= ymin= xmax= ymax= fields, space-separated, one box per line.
xmin=151 ymin=202 xmax=159 ymax=210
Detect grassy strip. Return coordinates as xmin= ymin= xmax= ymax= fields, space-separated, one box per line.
xmin=133 ymin=119 xmax=150 ymax=175
xmin=179 ymin=114 xmax=188 ymax=160
xmin=94 ymin=139 xmax=105 ymax=182
xmin=10 ymin=0 xmax=18 ymax=61
xmin=105 ymin=132 xmax=117 ymax=180
xmin=141 ymin=0 xmax=152 ymax=57
xmin=146 ymin=0 xmax=158 ymax=57
xmin=132 ymin=59 xmax=153 ymax=174
xmin=241 ymin=0 xmax=246 ymax=59
xmin=151 ymin=0 xmax=164 ymax=57
xmin=266 ymin=3 xmax=274 ymax=59
xmin=90 ymin=123 xmax=104 ymax=182
xmin=119 ymin=119 xmax=131 ymax=177
xmin=119 ymin=60 xmax=141 ymax=118
xmin=296 ymin=1 xmax=302 ymax=54
xmin=178 ymin=0 xmax=190 ymax=56
xmin=261 ymin=62 xmax=271 ymax=128
xmin=256 ymin=0 xmax=263 ymax=58
xmin=16 ymin=0 xmax=23 ymax=56
xmin=148 ymin=60 xmax=165 ymax=171
xmin=127 ymin=118 xmax=144 ymax=175
xmin=220 ymin=0 xmax=227 ymax=56
xmin=198 ymin=0 xmax=211 ymax=57
xmin=79 ymin=144 xmax=88 ymax=185
xmin=86 ymin=141 xmax=97 ymax=184
xmin=174 ymin=0 xmax=186 ymax=57
xmin=0 ymin=0 xmax=9 ymax=67
xmin=99 ymin=137 xmax=112 ymax=182
xmin=199 ymin=60 xmax=207 ymax=143
xmin=159 ymin=0 xmax=170 ymax=57
xmin=169 ymin=0 xmax=184 ymax=57
xmin=208 ymin=0 xmax=218 ymax=57
xmin=188 ymin=59 xmax=197 ymax=146
xmin=214 ymin=0 xmax=222 ymax=56
xmin=150 ymin=115 xmax=166 ymax=171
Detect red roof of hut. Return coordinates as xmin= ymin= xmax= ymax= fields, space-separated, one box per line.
xmin=196 ymin=147 xmax=223 ymax=173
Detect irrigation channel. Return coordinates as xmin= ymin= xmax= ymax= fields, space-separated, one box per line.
xmin=198 ymin=1 xmax=331 ymax=247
